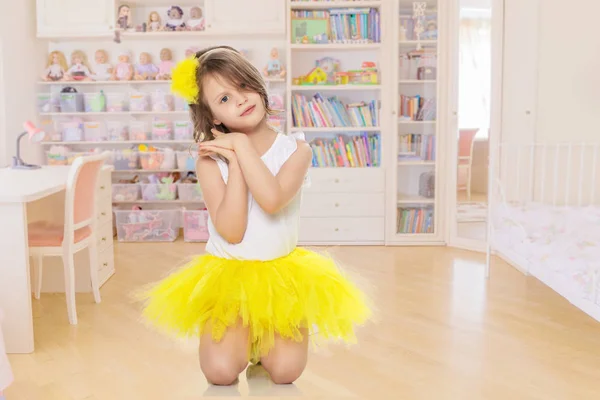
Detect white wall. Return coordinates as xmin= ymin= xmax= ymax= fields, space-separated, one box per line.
xmin=0 ymin=0 xmax=46 ymax=167
xmin=535 ymin=0 xmax=600 ymax=143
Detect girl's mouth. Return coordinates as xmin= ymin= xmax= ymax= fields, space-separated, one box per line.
xmin=240 ymin=105 xmax=255 ymax=117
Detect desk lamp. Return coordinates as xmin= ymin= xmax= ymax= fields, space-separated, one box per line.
xmin=11 ymin=121 xmax=46 ymax=169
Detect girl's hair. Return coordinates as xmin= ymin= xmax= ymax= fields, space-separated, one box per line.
xmin=187 ymin=46 xmax=275 ymax=142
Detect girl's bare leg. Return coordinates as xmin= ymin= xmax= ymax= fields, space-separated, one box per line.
xmin=199 ymin=320 xmax=249 ymax=386
xmin=260 ymin=328 xmax=309 ymax=384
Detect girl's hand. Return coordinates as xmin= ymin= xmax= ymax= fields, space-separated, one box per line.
xmin=199 ymin=129 xmax=246 ymax=151
xmin=199 ymin=144 xmax=237 ymax=163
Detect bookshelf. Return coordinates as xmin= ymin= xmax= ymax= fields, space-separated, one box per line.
xmin=286 ymin=0 xmax=387 ymax=245
xmin=388 ymin=0 xmax=447 ymax=245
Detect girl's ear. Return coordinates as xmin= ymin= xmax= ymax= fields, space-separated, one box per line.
xmin=213 ymin=119 xmax=222 ymax=126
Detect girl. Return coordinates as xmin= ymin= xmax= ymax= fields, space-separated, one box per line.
xmin=140 ymin=46 xmax=371 ymax=386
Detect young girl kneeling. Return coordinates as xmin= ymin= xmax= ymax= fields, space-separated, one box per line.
xmin=140 ymin=46 xmax=371 ymax=386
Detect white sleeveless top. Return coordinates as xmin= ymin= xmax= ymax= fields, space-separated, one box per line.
xmin=205 ymin=132 xmax=308 ymax=261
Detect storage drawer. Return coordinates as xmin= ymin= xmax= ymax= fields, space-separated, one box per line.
xmin=96 ymin=220 xmax=113 ymax=253
xmin=97 ymin=169 xmax=111 ymax=195
xmin=300 ymin=193 xmax=384 ymax=218
xmin=97 ymin=198 xmax=112 ymax=225
xmin=299 ymin=217 xmax=384 ymax=242
xmin=98 ymin=245 xmax=115 ymax=285
xmin=306 ymin=168 xmax=385 ymax=193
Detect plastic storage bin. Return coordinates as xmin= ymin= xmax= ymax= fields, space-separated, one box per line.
xmin=177 ymin=183 xmax=203 ymax=202
xmin=129 ymin=92 xmax=150 ymax=112
xmin=151 ymin=120 xmax=173 ymax=140
xmin=130 ymin=121 xmax=150 ymax=141
xmin=183 ymin=209 xmax=210 ymax=242
xmin=46 ymin=151 xmax=68 ymax=165
xmin=174 ymin=96 xmax=190 ymax=112
xmin=112 ymin=184 xmax=141 ymax=202
xmin=107 ymin=121 xmax=129 ymax=141
xmin=113 ymin=149 xmax=139 ymax=170
xmin=60 ymin=120 xmax=84 ymax=141
xmin=84 ymin=92 xmax=106 ymax=112
xmin=59 ymin=91 xmax=84 ymax=112
xmin=106 ymin=93 xmax=127 ymax=112
xmin=114 ymin=209 xmax=179 ymax=242
xmin=174 ymin=120 xmax=193 ymax=140
xmin=151 ymin=91 xmax=174 ymax=112
xmin=37 ymin=93 xmax=60 ymax=113
xmin=176 ymin=151 xmax=196 ymax=171
xmin=84 ymin=121 xmax=108 ymax=141
xmin=140 ymin=182 xmax=177 ymax=201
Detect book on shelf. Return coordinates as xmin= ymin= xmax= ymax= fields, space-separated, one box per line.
xmin=397 ymin=207 xmax=434 ymax=234
xmin=291 ymin=7 xmax=380 ymax=43
xmin=398 ymin=134 xmax=435 ymax=161
xmin=398 ymin=95 xmax=436 ymax=121
xmin=310 ymin=132 xmax=380 ymax=167
xmin=292 ymin=93 xmax=378 ymax=128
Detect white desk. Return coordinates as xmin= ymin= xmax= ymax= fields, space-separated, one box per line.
xmin=0 ymin=166 xmax=114 ymax=354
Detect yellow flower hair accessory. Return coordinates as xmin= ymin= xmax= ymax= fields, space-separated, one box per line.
xmin=171 ymin=57 xmax=200 ymax=104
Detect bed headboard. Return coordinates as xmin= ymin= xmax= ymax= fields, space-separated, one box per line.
xmin=495 ymin=142 xmax=600 ymax=206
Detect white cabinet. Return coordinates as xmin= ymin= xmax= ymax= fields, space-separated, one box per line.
xmin=204 ymin=0 xmax=285 ymax=34
xmin=36 ymin=0 xmax=115 ymax=37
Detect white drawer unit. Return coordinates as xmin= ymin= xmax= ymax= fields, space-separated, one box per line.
xmin=299 ymin=217 xmax=385 ymax=244
xmin=299 ymin=168 xmax=386 ymax=245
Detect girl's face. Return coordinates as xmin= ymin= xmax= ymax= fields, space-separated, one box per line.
xmin=202 ymin=73 xmax=265 ymax=133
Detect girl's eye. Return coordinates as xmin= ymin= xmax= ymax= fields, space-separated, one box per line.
xmin=220 ymin=95 xmax=229 ymax=103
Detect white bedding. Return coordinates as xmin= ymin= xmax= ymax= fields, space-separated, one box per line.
xmin=492 ymin=202 xmax=600 ymax=321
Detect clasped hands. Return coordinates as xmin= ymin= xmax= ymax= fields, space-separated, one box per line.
xmin=198 ymin=129 xmax=246 ymax=162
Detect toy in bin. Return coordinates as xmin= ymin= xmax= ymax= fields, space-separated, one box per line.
xmin=183 ymin=208 xmax=210 ymax=242
xmin=139 ymin=144 xmax=175 ymax=170
xmin=113 ymin=149 xmax=139 ymax=170
xmin=152 ymin=119 xmax=172 ymax=140
xmin=121 ymin=206 xmax=177 ymax=242
xmin=141 ymin=172 xmax=179 ymax=201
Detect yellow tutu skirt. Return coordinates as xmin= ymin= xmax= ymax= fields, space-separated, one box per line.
xmin=139 ymin=247 xmax=371 ymax=362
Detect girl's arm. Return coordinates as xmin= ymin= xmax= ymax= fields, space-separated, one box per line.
xmin=234 ymin=136 xmax=312 ymax=214
xmin=196 ymin=155 xmax=248 ymax=244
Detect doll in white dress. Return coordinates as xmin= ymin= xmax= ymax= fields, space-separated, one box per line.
xmin=187 ymin=7 xmax=205 ymax=31
xmin=65 ymin=50 xmax=93 ymax=81
xmin=147 ymin=11 xmax=163 ymax=31
xmin=91 ymin=49 xmax=113 ymax=81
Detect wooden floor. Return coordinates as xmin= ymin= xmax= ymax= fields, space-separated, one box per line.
xmin=5 ymin=241 xmax=600 ymax=399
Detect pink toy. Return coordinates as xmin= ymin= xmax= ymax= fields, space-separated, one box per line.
xmin=156 ymin=48 xmax=175 ymax=80
xmin=187 ymin=7 xmax=205 ymax=31
xmin=110 ymin=51 xmax=134 ymax=81
xmin=183 ymin=209 xmax=209 ymax=242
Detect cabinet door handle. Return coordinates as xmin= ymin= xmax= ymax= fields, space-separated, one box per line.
xmin=334 ymin=203 xmax=339 ymax=207
xmin=101 ymin=237 xmax=107 ymax=242
xmin=100 ymin=185 xmax=105 ymax=190
xmin=101 ymin=212 xmax=106 ymax=216
xmin=103 ymin=262 xmax=108 ymax=267
xmin=334 ymin=228 xmax=339 ymax=232
xmin=334 ymin=179 xmax=340 ymax=183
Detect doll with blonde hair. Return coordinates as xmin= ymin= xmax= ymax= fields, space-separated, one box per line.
xmin=65 ymin=50 xmax=93 ymax=81
xmin=147 ymin=11 xmax=163 ymax=31
xmin=42 ymin=50 xmax=68 ymax=81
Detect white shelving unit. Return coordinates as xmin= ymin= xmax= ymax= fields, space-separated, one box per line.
xmin=387 ymin=0 xmax=447 ymax=245
xmin=286 ymin=0 xmax=387 ymax=245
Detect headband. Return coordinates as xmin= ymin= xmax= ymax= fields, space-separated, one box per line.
xmin=171 ymin=47 xmax=239 ymax=105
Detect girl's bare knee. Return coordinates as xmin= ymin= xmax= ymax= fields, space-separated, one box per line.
xmin=264 ymin=358 xmax=306 ymax=384
xmin=201 ymin=359 xmax=241 ymax=386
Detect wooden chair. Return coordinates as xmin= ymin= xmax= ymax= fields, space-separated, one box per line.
xmin=457 ymin=128 xmax=479 ymax=200
xmin=28 ymin=152 xmax=110 ymax=325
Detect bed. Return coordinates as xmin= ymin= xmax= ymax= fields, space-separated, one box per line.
xmin=489 ymin=142 xmax=600 ymax=322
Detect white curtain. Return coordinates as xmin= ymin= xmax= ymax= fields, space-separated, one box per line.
xmin=458 ymin=14 xmax=492 ymax=136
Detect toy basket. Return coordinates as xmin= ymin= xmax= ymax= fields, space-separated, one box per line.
xmin=130 ymin=121 xmax=150 ymax=141
xmin=113 ymin=149 xmax=139 ymax=170
xmin=60 ymin=120 xmax=84 ymax=142
xmin=112 ymin=184 xmax=141 ymax=202
xmin=83 ymin=121 xmax=108 ymax=141
xmin=37 ymin=93 xmax=60 ymax=113
xmin=107 ymin=121 xmax=129 ymax=141
xmin=151 ymin=120 xmax=173 ymax=141
xmin=151 ymin=91 xmax=174 ymax=112
xmin=129 ymin=92 xmax=150 ymax=112
xmin=59 ymin=91 xmax=84 ymax=112
xmin=182 ymin=209 xmax=210 ymax=242
xmin=177 ymin=183 xmax=203 ymax=202
xmin=84 ymin=92 xmax=106 ymax=112
xmin=176 ymin=151 xmax=196 ymax=171
xmin=114 ymin=209 xmax=180 ymax=242
xmin=173 ymin=120 xmax=193 ymax=140
xmin=46 ymin=151 xmax=69 ymax=166
xmin=106 ymin=92 xmax=127 ymax=112
xmin=140 ymin=182 xmax=177 ymax=201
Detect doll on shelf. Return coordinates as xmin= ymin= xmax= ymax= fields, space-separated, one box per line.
xmin=117 ymin=4 xmax=133 ymax=30
xmin=41 ymin=50 xmax=68 ymax=81
xmin=187 ymin=7 xmax=205 ymax=31
xmin=91 ymin=49 xmax=113 ymax=81
xmin=134 ymin=52 xmax=159 ymax=80
xmin=164 ymin=6 xmax=185 ymax=31
xmin=110 ymin=50 xmax=134 ymax=81
xmin=184 ymin=46 xmax=200 ymax=59
xmin=65 ymin=50 xmax=93 ymax=81
xmin=156 ymin=48 xmax=175 ymax=80
xmin=263 ymin=47 xmax=285 ymax=78
xmin=147 ymin=11 xmax=163 ymax=32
